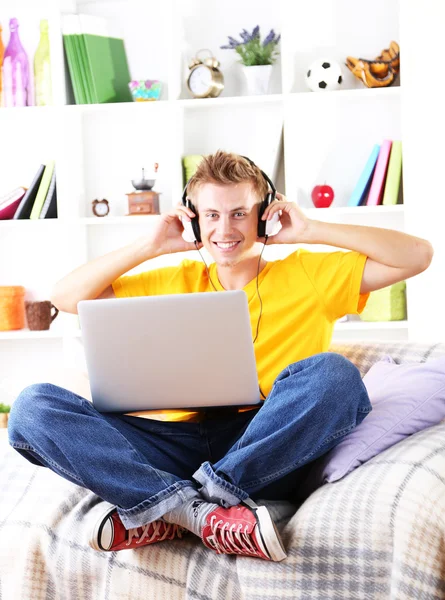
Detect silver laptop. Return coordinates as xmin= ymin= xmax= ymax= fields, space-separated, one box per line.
xmin=77 ymin=290 xmax=261 ymax=412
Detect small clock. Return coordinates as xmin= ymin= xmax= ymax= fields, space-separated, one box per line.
xmin=92 ymin=198 xmax=110 ymax=217
xmin=187 ymin=49 xmax=224 ymax=99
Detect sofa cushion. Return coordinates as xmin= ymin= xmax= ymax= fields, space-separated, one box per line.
xmin=311 ymin=354 xmax=445 ymax=483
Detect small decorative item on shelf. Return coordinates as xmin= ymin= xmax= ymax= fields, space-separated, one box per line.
xmin=92 ymin=198 xmax=110 ymax=217
xmin=0 ymin=286 xmax=25 ymax=331
xmin=360 ymin=281 xmax=407 ymax=322
xmin=25 ymin=300 xmax=59 ymax=330
xmin=345 ymin=41 xmax=400 ymax=88
xmin=220 ymin=26 xmax=280 ymax=96
xmin=311 ymin=183 xmax=335 ymax=208
xmin=305 ymin=59 xmax=343 ymax=92
xmin=128 ymin=79 xmax=162 ymax=102
xmin=127 ymin=164 xmax=160 ymax=215
xmin=186 ymin=49 xmax=224 ymax=99
xmin=2 ymin=18 xmax=33 ymax=107
xmin=0 ymin=404 xmax=10 ymax=429
xmin=34 ymin=19 xmax=52 ymax=106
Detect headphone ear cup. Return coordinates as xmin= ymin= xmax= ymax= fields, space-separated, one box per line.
xmin=191 ymin=217 xmax=201 ymax=243
xmin=257 ymin=196 xmax=271 ymax=238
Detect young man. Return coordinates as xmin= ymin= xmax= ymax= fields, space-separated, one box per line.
xmin=8 ymin=151 xmax=433 ymax=562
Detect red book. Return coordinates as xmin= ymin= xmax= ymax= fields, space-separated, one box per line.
xmin=0 ymin=187 xmax=27 ymax=219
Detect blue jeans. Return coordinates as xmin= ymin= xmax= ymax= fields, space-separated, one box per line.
xmin=8 ymin=352 xmax=371 ymax=529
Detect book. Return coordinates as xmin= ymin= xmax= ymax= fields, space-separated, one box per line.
xmin=38 ymin=168 xmax=57 ymax=218
xmin=0 ymin=187 xmax=26 ymax=219
xmin=366 ymin=139 xmax=393 ymax=206
xmin=347 ymin=144 xmax=381 ymax=207
xmin=62 ymin=17 xmax=84 ymax=104
xmin=79 ymin=14 xmax=132 ymax=103
xmin=13 ymin=165 xmax=45 ymax=219
xmin=382 ymin=141 xmax=403 ymax=205
xmin=30 ymin=161 xmax=55 ymax=219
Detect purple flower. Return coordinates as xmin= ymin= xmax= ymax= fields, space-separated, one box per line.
xmin=220 ymin=35 xmax=241 ymax=49
xmin=262 ymin=29 xmax=275 ymax=46
xmin=251 ymin=25 xmax=260 ymax=39
xmin=240 ymin=29 xmax=251 ymax=43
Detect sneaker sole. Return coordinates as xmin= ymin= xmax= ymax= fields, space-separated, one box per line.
xmin=89 ymin=502 xmax=116 ymax=551
xmin=254 ymin=505 xmax=287 ymax=562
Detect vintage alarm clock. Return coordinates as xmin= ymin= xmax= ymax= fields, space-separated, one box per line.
xmin=92 ymin=198 xmax=110 ymax=217
xmin=187 ymin=49 xmax=224 ymax=99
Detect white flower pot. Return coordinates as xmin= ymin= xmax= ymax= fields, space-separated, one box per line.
xmin=242 ymin=64 xmax=273 ymax=96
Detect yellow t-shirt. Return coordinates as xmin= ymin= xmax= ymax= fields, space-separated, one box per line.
xmin=112 ymin=249 xmax=369 ymax=420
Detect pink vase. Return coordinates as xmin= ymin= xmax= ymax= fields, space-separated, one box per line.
xmin=2 ymin=18 xmax=32 ymax=107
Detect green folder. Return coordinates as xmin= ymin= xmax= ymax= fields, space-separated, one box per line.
xmin=82 ymin=33 xmax=132 ymax=103
xmin=63 ymin=34 xmax=83 ymax=104
xmin=74 ymin=33 xmax=94 ymax=104
xmin=382 ymin=141 xmax=403 ymax=205
xmin=30 ymin=161 xmax=55 ymax=219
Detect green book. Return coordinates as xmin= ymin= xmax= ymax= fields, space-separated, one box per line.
xmin=30 ymin=161 xmax=55 ymax=219
xmin=62 ymin=33 xmax=82 ymax=104
xmin=72 ymin=32 xmax=93 ymax=104
xmin=63 ymin=15 xmax=88 ymax=104
xmin=382 ymin=141 xmax=403 ymax=205
xmin=79 ymin=14 xmax=132 ymax=104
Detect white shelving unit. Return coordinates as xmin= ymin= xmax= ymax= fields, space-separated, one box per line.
xmin=1 ymin=0 xmax=443 ymax=379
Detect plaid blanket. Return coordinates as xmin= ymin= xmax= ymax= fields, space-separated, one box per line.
xmin=1 ymin=341 xmax=445 ymax=600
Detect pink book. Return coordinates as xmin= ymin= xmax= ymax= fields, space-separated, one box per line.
xmin=366 ymin=139 xmax=393 ymax=206
xmin=0 ymin=187 xmax=26 ymax=219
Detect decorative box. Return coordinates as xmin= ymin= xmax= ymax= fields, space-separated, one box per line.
xmin=126 ymin=191 xmax=160 ymax=215
xmin=360 ymin=281 xmax=407 ymax=322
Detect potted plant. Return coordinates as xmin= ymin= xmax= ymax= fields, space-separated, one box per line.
xmin=221 ymin=26 xmax=281 ymax=95
xmin=0 ymin=403 xmax=11 ymax=428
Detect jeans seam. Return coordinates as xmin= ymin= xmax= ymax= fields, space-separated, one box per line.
xmin=10 ymin=442 xmax=85 ymax=486
xmin=241 ymin=421 xmax=358 ymax=489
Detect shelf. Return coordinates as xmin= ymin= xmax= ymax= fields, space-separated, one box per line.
xmin=0 ymin=219 xmax=61 ymax=228
xmin=288 ymin=86 xmax=401 ymax=102
xmin=0 ymin=87 xmax=400 ymax=117
xmin=0 ymin=330 xmax=65 ymax=340
xmin=335 ymin=320 xmax=408 ymax=331
xmin=177 ymin=94 xmax=284 ymax=109
xmin=78 ymin=216 xmax=162 ymax=225
xmin=0 ymin=329 xmax=82 ymax=340
xmin=303 ymin=205 xmax=404 ymax=216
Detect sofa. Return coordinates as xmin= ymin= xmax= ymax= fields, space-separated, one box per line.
xmin=1 ymin=340 xmax=445 ymax=600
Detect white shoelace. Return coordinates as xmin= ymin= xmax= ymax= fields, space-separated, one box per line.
xmin=209 ymin=516 xmax=262 ymax=556
xmin=126 ymin=521 xmax=183 ymax=546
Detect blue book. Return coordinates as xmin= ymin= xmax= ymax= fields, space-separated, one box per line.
xmin=348 ymin=144 xmax=381 ymax=207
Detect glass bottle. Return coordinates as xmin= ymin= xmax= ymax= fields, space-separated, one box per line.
xmin=2 ymin=18 xmax=31 ymax=107
xmin=0 ymin=24 xmax=5 ymax=107
xmin=34 ymin=19 xmax=52 ymax=106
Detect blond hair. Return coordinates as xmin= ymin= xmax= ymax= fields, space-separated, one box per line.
xmin=186 ymin=150 xmax=269 ymax=205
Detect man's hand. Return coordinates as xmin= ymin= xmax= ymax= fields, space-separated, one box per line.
xmin=150 ymin=202 xmax=204 ymax=255
xmin=259 ymin=193 xmax=311 ymax=244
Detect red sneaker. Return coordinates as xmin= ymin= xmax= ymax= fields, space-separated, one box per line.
xmin=201 ymin=501 xmax=287 ymax=561
xmin=89 ymin=502 xmax=186 ymax=552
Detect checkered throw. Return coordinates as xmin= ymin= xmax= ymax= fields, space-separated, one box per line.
xmin=1 ymin=341 xmax=445 ymax=599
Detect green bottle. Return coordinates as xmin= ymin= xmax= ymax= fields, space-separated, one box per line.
xmin=34 ymin=19 xmax=52 ymax=106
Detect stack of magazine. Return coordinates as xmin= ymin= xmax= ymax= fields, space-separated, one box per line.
xmin=62 ymin=14 xmax=132 ymax=104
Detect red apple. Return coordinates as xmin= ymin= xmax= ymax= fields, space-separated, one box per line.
xmin=311 ymin=184 xmax=335 ymax=208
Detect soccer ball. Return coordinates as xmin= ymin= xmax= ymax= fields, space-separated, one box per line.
xmin=305 ymin=58 xmax=343 ymax=92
